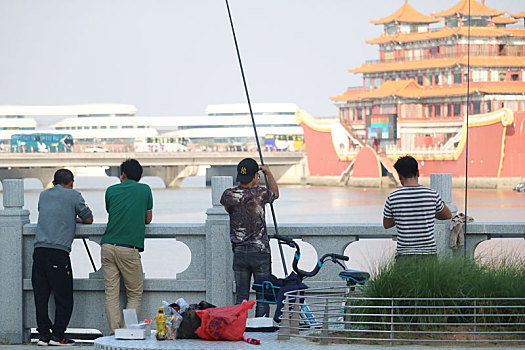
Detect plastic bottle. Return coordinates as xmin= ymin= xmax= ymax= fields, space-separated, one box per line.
xmin=155 ymin=307 xmax=167 ymax=340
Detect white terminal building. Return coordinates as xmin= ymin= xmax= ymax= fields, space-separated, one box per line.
xmin=161 ymin=103 xmax=303 ymax=144
xmin=0 ymin=103 xmax=304 ymax=145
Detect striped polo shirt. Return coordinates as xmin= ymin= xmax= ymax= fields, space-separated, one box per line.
xmin=383 ymin=186 xmax=445 ymax=256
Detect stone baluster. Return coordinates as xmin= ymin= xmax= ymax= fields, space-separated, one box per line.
xmin=0 ymin=179 xmax=30 ymax=343
xmin=431 ymin=173 xmax=489 ymax=258
xmin=205 ymin=176 xmax=234 ymax=307
xmin=430 ymin=173 xmax=454 ymax=210
xmin=430 ymin=174 xmax=457 ymax=257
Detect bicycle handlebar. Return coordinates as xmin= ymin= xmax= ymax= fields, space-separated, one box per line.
xmin=274 ymin=236 xmax=349 ymax=279
xmin=292 ymin=252 xmax=349 ymax=278
xmin=334 ymin=254 xmax=349 ymax=261
xmin=273 ymin=235 xmax=350 ymax=279
xmin=274 ymin=234 xmax=295 ymax=247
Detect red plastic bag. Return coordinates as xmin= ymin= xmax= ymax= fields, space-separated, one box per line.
xmin=195 ymin=300 xmax=255 ymax=341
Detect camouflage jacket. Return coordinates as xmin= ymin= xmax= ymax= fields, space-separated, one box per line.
xmin=220 ymin=186 xmax=276 ymax=253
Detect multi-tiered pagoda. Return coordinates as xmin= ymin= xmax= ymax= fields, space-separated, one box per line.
xmin=296 ymin=0 xmax=524 ymax=183
xmin=331 ymin=0 xmax=525 ymax=151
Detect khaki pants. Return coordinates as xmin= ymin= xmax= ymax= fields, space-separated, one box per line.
xmin=101 ymin=244 xmax=144 ymax=334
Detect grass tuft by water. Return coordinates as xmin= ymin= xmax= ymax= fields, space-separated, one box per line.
xmin=320 ymin=256 xmax=525 ymax=345
xmin=365 ymin=255 xmax=525 ymax=299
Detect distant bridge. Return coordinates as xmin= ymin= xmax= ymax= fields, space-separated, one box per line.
xmin=0 ymin=151 xmax=307 ymax=188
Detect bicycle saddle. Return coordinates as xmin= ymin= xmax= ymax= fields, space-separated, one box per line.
xmin=338 ymin=269 xmax=370 ymax=284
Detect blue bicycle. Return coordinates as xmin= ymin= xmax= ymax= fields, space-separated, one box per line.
xmin=252 ymin=235 xmax=370 ymax=326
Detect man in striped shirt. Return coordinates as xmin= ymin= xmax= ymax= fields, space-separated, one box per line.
xmin=383 ymin=156 xmax=452 ymax=258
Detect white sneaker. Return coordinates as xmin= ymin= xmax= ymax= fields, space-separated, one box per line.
xmin=37 ymin=336 xmax=50 ymax=346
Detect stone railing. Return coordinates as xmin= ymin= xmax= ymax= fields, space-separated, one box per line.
xmin=0 ymin=174 xmax=523 ymax=343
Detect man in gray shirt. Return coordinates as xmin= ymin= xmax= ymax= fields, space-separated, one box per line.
xmin=32 ymin=169 xmax=93 ymax=346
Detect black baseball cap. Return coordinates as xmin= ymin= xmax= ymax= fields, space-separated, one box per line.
xmin=236 ymin=158 xmax=259 ymax=184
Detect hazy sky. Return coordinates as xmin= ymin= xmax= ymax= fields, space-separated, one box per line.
xmin=0 ymin=0 xmax=523 ymax=117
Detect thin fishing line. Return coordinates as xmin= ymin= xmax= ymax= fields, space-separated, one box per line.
xmin=224 ymin=0 xmax=288 ymax=275
xmin=463 ymin=0 xmax=472 ymax=254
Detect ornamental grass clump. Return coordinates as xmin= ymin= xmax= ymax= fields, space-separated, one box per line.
xmin=350 ymin=256 xmax=525 ymax=335
xmin=365 ymin=256 xmax=525 ymax=299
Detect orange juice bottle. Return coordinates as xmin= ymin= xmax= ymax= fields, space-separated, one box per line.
xmin=155 ymin=307 xmax=166 ymax=340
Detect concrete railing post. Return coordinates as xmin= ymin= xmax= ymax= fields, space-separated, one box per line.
xmin=0 ymin=179 xmax=30 ymax=344
xmin=430 ymin=174 xmax=457 ymax=257
xmin=205 ymin=176 xmax=234 ymax=307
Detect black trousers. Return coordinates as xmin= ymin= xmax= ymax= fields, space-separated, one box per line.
xmin=31 ymin=247 xmax=73 ymax=338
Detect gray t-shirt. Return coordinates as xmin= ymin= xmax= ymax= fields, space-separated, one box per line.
xmin=34 ymin=184 xmax=93 ymax=253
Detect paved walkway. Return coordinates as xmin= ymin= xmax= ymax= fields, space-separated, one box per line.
xmin=2 ymin=333 xmax=525 ymax=350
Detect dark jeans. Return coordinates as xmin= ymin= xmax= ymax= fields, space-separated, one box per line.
xmin=233 ymin=245 xmax=271 ymax=317
xmin=32 ymin=247 xmax=73 ymax=338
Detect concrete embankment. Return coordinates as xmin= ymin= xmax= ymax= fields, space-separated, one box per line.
xmin=304 ymin=176 xmax=524 ymax=189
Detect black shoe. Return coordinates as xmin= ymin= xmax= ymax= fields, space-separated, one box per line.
xmin=37 ymin=335 xmax=51 ymax=346
xmin=49 ymin=335 xmax=75 ymax=346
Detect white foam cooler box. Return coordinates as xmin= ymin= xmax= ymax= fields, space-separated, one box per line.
xmin=114 ymin=328 xmax=147 ymax=340
xmin=114 ymin=308 xmax=149 ymax=340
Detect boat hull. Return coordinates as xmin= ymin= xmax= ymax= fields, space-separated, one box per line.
xmin=299 ymin=109 xmax=525 ymax=180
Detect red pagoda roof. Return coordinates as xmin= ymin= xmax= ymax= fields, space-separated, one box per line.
xmin=366 ymin=26 xmax=522 ymax=44
xmin=506 ymin=28 xmax=525 ymax=37
xmin=371 ymin=1 xmax=439 ymax=24
xmin=492 ymin=16 xmax=519 ymax=25
xmin=399 ymin=82 xmax=525 ymax=99
xmin=350 ymin=56 xmax=525 ymax=74
xmin=431 ymin=0 xmax=505 ymax=18
xmin=331 ymin=80 xmax=417 ymax=101
xmin=511 ymin=12 xmax=525 ymax=19
xmin=331 ymin=81 xmax=525 ymax=102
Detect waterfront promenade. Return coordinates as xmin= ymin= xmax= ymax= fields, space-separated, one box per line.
xmin=3 ymin=334 xmax=525 ymax=350
xmin=0 ymin=174 xmax=523 ymax=346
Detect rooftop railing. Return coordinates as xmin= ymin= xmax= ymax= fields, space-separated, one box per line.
xmin=364 ymin=49 xmax=524 ymax=66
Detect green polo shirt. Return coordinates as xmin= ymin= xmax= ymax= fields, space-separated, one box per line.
xmin=101 ymin=180 xmax=153 ymax=249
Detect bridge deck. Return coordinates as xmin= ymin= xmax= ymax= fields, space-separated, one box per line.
xmin=0 ymin=151 xmax=305 ymax=167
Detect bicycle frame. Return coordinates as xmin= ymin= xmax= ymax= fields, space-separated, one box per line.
xmin=279 ymin=236 xmax=349 ymax=280
xmin=273 ymin=235 xmax=369 ymax=328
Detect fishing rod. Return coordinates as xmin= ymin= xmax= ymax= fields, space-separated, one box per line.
xmin=463 ymin=0 xmax=472 ymax=255
xmin=82 ymin=237 xmax=97 ymax=272
xmin=224 ymin=0 xmax=288 ymax=276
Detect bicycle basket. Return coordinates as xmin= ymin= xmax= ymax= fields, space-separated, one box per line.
xmin=252 ymin=275 xmax=281 ymax=303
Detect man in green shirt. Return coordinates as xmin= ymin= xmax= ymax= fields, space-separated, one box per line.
xmin=101 ymin=159 xmax=153 ymax=334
